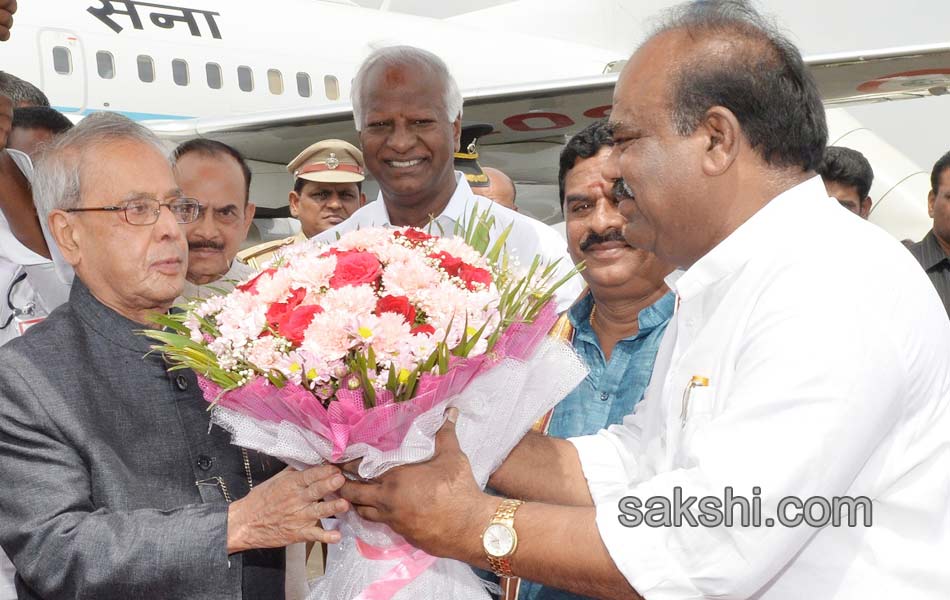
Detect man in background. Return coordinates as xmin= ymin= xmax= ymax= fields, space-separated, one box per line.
xmin=316 ymin=46 xmax=581 ymax=311
xmin=0 ymin=100 xmax=71 ymax=346
xmin=516 ymin=120 xmax=674 ymax=600
xmin=817 ymin=145 xmax=874 ymax=218
xmin=0 ymin=71 xmax=48 ymax=108
xmin=239 ymin=139 xmax=365 ymax=269
xmin=453 ymin=124 xmax=518 ymax=211
xmin=9 ymin=106 xmax=73 ymax=157
xmin=172 ymin=139 xmax=257 ymax=301
xmin=477 ymin=166 xmax=518 ymax=212
xmin=909 ymin=149 xmax=950 ymax=317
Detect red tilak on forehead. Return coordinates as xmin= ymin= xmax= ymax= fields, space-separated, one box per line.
xmin=382 ymin=66 xmax=408 ymax=86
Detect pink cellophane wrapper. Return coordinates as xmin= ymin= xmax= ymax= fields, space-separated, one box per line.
xmin=203 ymin=302 xmax=588 ymax=600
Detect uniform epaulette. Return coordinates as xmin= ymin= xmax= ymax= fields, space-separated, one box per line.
xmin=236 ymin=236 xmax=297 ymax=265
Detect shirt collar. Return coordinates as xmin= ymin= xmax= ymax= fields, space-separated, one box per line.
xmin=916 ymin=230 xmax=950 ymax=270
xmin=670 ymin=175 xmax=825 ymax=301
xmin=568 ymin=289 xmax=675 ymax=340
xmin=372 ymin=171 xmax=471 ymax=227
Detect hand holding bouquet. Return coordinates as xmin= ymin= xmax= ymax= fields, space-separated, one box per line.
xmin=146 ymin=211 xmax=588 ymax=599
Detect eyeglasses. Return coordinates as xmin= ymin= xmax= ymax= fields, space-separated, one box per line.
xmin=65 ymin=197 xmax=201 ymax=225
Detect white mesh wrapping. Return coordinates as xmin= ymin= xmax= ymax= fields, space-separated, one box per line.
xmin=212 ymin=337 xmax=587 ymax=600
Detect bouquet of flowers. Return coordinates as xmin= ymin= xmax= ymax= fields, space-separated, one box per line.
xmin=146 ymin=211 xmax=588 ymax=600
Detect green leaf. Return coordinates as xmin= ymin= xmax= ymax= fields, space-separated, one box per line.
xmin=485 ymin=222 xmax=513 ymax=264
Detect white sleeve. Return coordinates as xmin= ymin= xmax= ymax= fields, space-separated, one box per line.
xmin=574 ymin=274 xmax=910 ymax=599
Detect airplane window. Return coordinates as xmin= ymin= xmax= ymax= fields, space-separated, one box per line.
xmin=324 ymin=75 xmax=340 ymax=101
xmin=267 ymin=69 xmax=283 ymax=95
xmin=137 ymin=55 xmax=155 ymax=83
xmin=296 ymin=73 xmax=311 ymax=98
xmin=172 ymin=59 xmax=189 ymax=86
xmin=206 ymin=63 xmax=222 ymax=89
xmin=52 ymin=47 xmax=72 ymax=75
xmin=96 ymin=51 xmax=115 ymax=79
xmin=237 ymin=66 xmax=253 ymax=92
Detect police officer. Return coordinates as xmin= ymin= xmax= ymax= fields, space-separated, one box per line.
xmin=454 ymin=123 xmax=517 ymax=211
xmin=453 ymin=123 xmax=493 ymax=190
xmin=238 ymin=139 xmax=366 ymax=269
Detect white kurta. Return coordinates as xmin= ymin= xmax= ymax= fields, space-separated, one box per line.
xmin=312 ymin=172 xmax=583 ymax=312
xmin=571 ymin=176 xmax=950 ymax=599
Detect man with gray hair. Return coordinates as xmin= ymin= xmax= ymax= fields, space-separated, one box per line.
xmin=0 ymin=112 xmax=350 ymax=599
xmin=314 ymin=45 xmax=582 ymax=311
xmin=339 ymin=2 xmax=950 ymax=599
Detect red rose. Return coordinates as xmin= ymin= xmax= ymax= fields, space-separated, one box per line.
xmin=428 ymin=251 xmax=464 ymax=277
xmin=411 ymin=324 xmax=435 ymax=336
xmin=265 ymin=287 xmax=307 ymax=329
xmin=329 ymin=251 xmax=383 ymax=289
xmin=458 ymin=264 xmax=492 ymax=291
xmin=395 ymin=229 xmax=434 ymax=245
xmin=375 ymin=295 xmax=417 ymax=324
xmin=275 ymin=304 xmax=324 ymax=345
xmin=236 ymin=268 xmax=277 ymax=295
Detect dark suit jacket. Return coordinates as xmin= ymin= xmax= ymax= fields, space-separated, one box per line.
xmin=0 ymin=280 xmax=285 ymax=599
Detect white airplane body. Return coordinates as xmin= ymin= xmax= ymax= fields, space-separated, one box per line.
xmin=2 ymin=0 xmax=622 ymax=120
xmin=2 ymin=0 xmax=949 ymax=241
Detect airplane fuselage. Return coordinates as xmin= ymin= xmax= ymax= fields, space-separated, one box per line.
xmin=1 ymin=0 xmax=622 ymax=121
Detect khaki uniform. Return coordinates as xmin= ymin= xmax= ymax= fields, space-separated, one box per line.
xmin=236 ymin=230 xmax=307 ymax=270
xmin=239 ymin=139 xmax=365 ymax=271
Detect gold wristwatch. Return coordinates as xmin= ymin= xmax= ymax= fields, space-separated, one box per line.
xmin=482 ymin=498 xmax=524 ymax=578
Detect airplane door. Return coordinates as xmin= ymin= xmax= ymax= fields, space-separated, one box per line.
xmin=37 ymin=29 xmax=87 ymax=113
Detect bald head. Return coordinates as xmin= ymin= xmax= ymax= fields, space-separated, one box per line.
xmin=651 ymin=0 xmax=827 ymax=172
xmin=601 ymin=0 xmax=826 ymax=269
xmin=474 ymin=167 xmax=517 ymax=211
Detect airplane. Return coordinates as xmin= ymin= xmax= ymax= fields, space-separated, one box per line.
xmin=2 ymin=0 xmax=949 ymax=243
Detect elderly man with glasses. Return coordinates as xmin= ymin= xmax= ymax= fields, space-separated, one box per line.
xmin=0 ymin=113 xmax=349 ymax=600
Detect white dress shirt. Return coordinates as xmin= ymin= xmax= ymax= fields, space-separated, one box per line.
xmin=312 ymin=172 xmax=583 ymax=312
xmin=571 ymin=176 xmax=950 ymax=599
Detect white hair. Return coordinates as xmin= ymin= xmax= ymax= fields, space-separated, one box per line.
xmin=350 ymin=45 xmax=463 ymax=131
xmin=32 ymin=112 xmax=169 ymax=222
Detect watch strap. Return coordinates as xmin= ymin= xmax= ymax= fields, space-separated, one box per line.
xmin=486 ymin=498 xmax=524 ymax=578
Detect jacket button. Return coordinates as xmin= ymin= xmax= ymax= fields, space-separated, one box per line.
xmin=175 ymin=375 xmax=189 ymax=391
xmin=600 ymin=392 xmax=609 ymax=401
xmin=197 ymin=455 xmax=213 ymax=470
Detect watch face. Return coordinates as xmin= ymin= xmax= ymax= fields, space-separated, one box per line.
xmin=483 ymin=523 xmax=516 ymax=557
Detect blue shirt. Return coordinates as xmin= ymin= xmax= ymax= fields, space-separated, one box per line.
xmin=518 ymin=289 xmax=674 ymax=600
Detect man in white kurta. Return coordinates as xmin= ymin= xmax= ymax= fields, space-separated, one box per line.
xmin=571 ymin=175 xmax=950 ymax=598
xmin=306 ymin=45 xmax=581 ymax=313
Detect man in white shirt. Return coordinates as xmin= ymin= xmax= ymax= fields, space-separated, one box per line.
xmin=0 ymin=142 xmax=72 ymax=346
xmin=172 ymin=139 xmax=256 ymax=303
xmin=338 ymin=2 xmax=950 ymax=599
xmin=311 ymin=45 xmax=582 ymax=311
